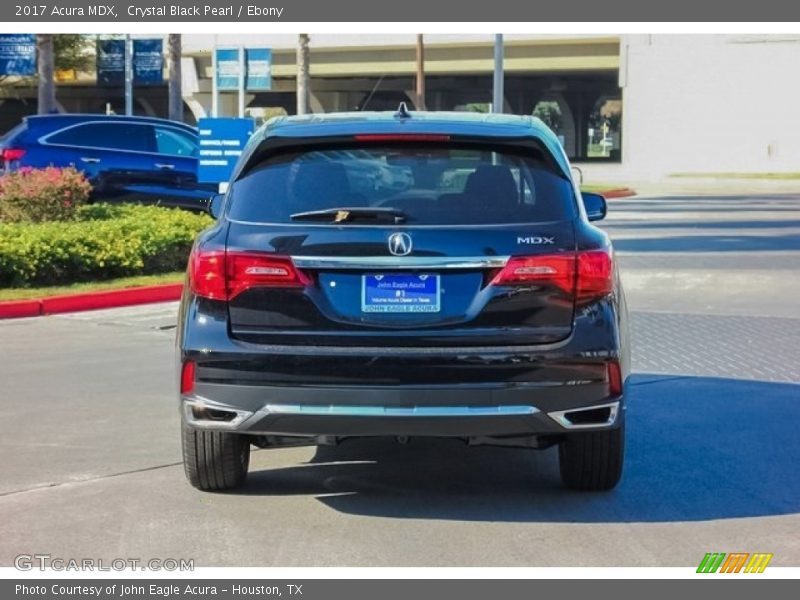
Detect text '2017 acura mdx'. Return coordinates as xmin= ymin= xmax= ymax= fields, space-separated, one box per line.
xmin=177 ymin=107 xmax=630 ymax=492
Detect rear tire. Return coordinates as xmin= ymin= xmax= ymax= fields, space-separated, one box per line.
xmin=558 ymin=420 xmax=624 ymax=491
xmin=182 ymin=422 xmax=250 ymax=491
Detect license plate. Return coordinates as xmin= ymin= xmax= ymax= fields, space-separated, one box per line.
xmin=362 ymin=274 xmax=440 ymax=313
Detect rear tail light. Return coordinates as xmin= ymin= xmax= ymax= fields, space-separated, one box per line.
xmin=1 ymin=147 xmax=26 ymax=162
xmin=491 ymin=249 xmax=613 ymax=304
xmin=607 ymin=361 xmax=623 ymax=396
xmin=188 ymin=249 xmax=310 ymax=301
xmin=180 ymin=360 xmax=196 ymax=395
xmin=226 ymin=252 xmax=311 ymax=298
xmin=576 ymin=250 xmax=614 ymax=304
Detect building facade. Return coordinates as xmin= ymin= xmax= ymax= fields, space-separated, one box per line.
xmin=1 ymin=34 xmax=798 ymax=181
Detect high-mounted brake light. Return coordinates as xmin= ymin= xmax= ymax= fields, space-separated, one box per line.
xmin=491 ymin=250 xmax=613 ymax=305
xmin=188 ymin=249 xmax=310 ymax=301
xmin=1 ymin=148 xmax=26 ymax=162
xmin=353 ymin=134 xmax=451 ymax=142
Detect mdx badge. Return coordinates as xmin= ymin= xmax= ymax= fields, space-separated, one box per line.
xmin=388 ymin=232 xmax=413 ymax=256
xmin=517 ymin=236 xmax=555 ymax=245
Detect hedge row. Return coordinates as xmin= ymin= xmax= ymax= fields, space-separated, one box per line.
xmin=0 ymin=204 xmax=213 ymax=287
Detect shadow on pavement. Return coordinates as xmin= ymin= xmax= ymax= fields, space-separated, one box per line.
xmin=242 ymin=374 xmax=800 ymax=523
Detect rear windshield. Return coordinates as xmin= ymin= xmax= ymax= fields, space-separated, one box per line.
xmin=228 ymin=144 xmax=577 ymax=225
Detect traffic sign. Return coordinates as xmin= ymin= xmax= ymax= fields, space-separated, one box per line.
xmin=197 ymin=117 xmax=255 ymax=184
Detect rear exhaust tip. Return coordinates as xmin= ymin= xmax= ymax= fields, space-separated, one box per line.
xmin=182 ymin=399 xmax=253 ymax=429
xmin=548 ymin=401 xmax=619 ymax=430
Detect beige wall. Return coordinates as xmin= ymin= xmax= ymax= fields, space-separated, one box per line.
xmin=617 ymin=34 xmax=800 ymax=179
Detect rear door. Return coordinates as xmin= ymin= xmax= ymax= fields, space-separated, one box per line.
xmin=150 ymin=125 xmax=217 ymax=210
xmin=224 ymin=139 xmax=579 ymax=347
xmin=42 ymin=121 xmax=156 ymax=201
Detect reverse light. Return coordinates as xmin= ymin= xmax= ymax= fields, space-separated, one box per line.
xmin=188 ymin=249 xmax=310 ymax=301
xmin=180 ymin=360 xmax=196 ymax=395
xmin=491 ymin=249 xmax=614 ymax=304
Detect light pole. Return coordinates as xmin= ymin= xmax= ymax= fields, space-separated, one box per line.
xmin=492 ymin=34 xmax=504 ymax=113
xmin=124 ymin=34 xmax=133 ymax=116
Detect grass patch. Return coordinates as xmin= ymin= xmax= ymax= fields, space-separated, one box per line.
xmin=669 ymin=172 xmax=800 ymax=180
xmin=0 ymin=271 xmax=184 ymax=302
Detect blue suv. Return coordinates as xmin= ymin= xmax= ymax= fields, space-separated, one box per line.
xmin=0 ymin=114 xmax=216 ymax=210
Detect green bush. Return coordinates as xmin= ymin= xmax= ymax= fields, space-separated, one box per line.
xmin=0 ymin=204 xmax=213 ymax=287
xmin=0 ymin=166 xmax=91 ymax=223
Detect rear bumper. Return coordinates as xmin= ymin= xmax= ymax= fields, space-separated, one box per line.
xmin=180 ymin=383 xmax=623 ymax=437
xmin=176 ymin=292 xmax=630 ymax=438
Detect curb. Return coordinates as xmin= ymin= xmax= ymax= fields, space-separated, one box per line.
xmin=0 ymin=283 xmax=183 ymax=320
xmin=600 ymin=188 xmax=637 ymax=199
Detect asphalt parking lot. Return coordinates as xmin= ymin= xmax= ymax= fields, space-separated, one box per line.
xmin=1 ymin=193 xmax=799 ymax=567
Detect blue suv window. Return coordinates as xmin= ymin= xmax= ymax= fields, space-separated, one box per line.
xmin=229 ymin=144 xmax=577 ymax=225
xmin=154 ymin=126 xmax=197 ymax=157
xmin=47 ymin=123 xmax=154 ymax=153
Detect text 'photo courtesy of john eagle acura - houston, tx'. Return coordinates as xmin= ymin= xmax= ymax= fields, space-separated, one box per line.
xmin=177 ymin=107 xmax=630 ymax=492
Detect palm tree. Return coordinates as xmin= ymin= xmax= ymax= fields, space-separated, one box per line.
xmin=37 ymin=34 xmax=56 ymax=114
xmin=296 ymin=34 xmax=310 ymax=115
xmin=167 ymin=34 xmax=182 ymax=121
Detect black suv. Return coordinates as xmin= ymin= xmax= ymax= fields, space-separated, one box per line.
xmin=177 ymin=109 xmax=630 ymax=492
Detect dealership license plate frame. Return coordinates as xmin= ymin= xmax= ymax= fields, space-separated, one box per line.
xmin=361 ymin=273 xmax=441 ymax=313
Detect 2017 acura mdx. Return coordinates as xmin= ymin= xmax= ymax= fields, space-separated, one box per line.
xmin=176 ymin=108 xmax=630 ymax=492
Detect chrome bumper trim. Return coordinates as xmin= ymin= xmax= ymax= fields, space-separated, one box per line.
xmin=547 ymin=401 xmax=620 ymax=429
xmin=261 ymin=404 xmax=539 ymax=417
xmin=291 ymin=256 xmax=509 ymax=270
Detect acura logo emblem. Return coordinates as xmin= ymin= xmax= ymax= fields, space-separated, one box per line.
xmin=388 ymin=232 xmax=412 ymax=256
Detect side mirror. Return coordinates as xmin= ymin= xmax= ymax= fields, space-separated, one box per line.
xmin=207 ymin=194 xmax=224 ymax=219
xmin=581 ymin=191 xmax=607 ymax=222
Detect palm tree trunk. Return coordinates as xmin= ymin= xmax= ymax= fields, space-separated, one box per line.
xmin=167 ymin=34 xmax=183 ymax=121
xmin=297 ymin=34 xmax=310 ymax=115
xmin=37 ymin=34 xmax=56 ymax=114
xmin=415 ymin=34 xmax=426 ymax=110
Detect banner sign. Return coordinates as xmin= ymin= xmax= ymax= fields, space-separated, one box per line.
xmin=133 ymin=38 xmax=164 ymax=85
xmin=245 ymin=48 xmax=272 ymax=91
xmin=96 ymin=38 xmax=125 ymax=85
xmin=97 ymin=38 xmax=163 ymax=86
xmin=215 ymin=48 xmax=240 ymax=91
xmin=0 ymin=34 xmax=36 ymax=76
xmin=197 ymin=117 xmax=255 ymax=184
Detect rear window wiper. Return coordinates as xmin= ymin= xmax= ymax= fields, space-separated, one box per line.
xmin=289 ymin=207 xmax=407 ymax=224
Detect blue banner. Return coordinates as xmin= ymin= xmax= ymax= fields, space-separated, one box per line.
xmin=133 ymin=39 xmax=163 ymax=85
xmin=245 ymin=48 xmax=272 ymax=91
xmin=215 ymin=48 xmax=240 ymax=91
xmin=97 ymin=38 xmax=163 ymax=86
xmin=96 ymin=39 xmax=125 ymax=85
xmin=0 ymin=34 xmax=36 ymax=76
xmin=197 ymin=118 xmax=256 ymax=184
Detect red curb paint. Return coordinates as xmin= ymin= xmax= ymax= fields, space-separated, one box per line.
xmin=601 ymin=188 xmax=636 ymax=199
xmin=0 ymin=299 xmax=43 ymax=319
xmin=41 ymin=283 xmax=184 ymax=315
xmin=0 ymin=283 xmax=183 ymax=320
